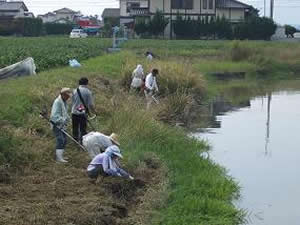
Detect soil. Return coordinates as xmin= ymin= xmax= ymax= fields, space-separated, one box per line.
xmin=0 ymin=148 xmax=165 ymax=225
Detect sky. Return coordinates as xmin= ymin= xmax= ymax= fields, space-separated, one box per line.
xmin=21 ymin=0 xmax=300 ymax=25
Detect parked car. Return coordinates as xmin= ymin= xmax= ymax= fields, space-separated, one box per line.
xmin=70 ymin=29 xmax=88 ymax=38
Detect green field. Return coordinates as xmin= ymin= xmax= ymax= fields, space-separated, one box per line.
xmin=1 ymin=38 xmax=300 ymax=225
xmin=0 ymin=37 xmax=111 ymax=71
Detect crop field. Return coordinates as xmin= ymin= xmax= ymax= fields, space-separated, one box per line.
xmin=0 ymin=37 xmax=111 ymax=72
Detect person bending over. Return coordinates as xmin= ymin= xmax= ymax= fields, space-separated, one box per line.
xmin=87 ymin=145 xmax=134 ymax=181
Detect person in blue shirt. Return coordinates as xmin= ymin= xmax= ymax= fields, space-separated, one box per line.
xmin=87 ymin=145 xmax=134 ymax=181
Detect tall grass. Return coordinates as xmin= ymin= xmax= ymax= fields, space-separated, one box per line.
xmin=103 ymin=101 xmax=244 ymax=225
xmin=0 ymin=51 xmax=244 ymax=225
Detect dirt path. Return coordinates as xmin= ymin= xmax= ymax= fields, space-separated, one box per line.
xmin=0 ymin=148 xmax=166 ymax=225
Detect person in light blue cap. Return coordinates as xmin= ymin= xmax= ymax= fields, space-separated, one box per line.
xmin=87 ymin=145 xmax=134 ymax=181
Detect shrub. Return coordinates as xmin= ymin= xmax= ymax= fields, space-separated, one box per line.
xmin=230 ymin=41 xmax=254 ymax=62
xmin=134 ymin=18 xmax=149 ymax=36
xmin=234 ymin=17 xmax=277 ymax=40
xmin=148 ymin=10 xmax=169 ymax=37
xmin=134 ymin=10 xmax=168 ymax=37
xmin=285 ymin=25 xmax=297 ymax=38
xmin=0 ymin=18 xmax=43 ymax=36
xmin=44 ymin=23 xmax=73 ymax=35
xmin=173 ymin=15 xmax=232 ymax=40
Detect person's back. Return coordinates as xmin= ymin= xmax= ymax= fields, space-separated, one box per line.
xmin=71 ymin=77 xmax=95 ymax=142
xmin=87 ymin=152 xmax=105 ymax=171
xmin=82 ymin=132 xmax=113 ymax=158
xmin=131 ymin=64 xmax=144 ymax=90
xmin=72 ymin=85 xmax=93 ymax=115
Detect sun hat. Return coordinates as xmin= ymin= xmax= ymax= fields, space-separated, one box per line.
xmin=60 ymin=87 xmax=72 ymax=97
xmin=109 ymin=133 xmax=120 ymax=146
xmin=106 ymin=145 xmax=123 ymax=158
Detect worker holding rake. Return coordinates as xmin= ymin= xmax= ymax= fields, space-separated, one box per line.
xmin=50 ymin=87 xmax=72 ymax=163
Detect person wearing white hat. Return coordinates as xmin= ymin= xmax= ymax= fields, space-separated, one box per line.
xmin=50 ymin=87 xmax=72 ymax=163
xmin=82 ymin=132 xmax=120 ymax=158
xmin=87 ymin=145 xmax=134 ymax=181
xmin=130 ymin=64 xmax=145 ymax=93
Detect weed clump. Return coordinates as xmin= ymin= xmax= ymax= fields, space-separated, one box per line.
xmin=230 ymin=41 xmax=255 ymax=62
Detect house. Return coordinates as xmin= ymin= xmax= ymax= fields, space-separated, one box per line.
xmin=37 ymin=12 xmax=56 ymax=23
xmin=119 ymin=0 xmax=251 ymax=38
xmin=0 ymin=0 xmax=34 ymax=18
xmin=102 ymin=8 xmax=120 ymax=24
xmin=38 ymin=8 xmax=81 ymax=23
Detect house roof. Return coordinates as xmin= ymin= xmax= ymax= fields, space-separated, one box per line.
xmin=0 ymin=1 xmax=28 ymax=12
xmin=38 ymin=12 xmax=55 ymax=17
xmin=216 ymin=0 xmax=251 ymax=8
xmin=54 ymin=7 xmax=78 ymax=14
xmin=102 ymin=8 xmax=120 ymax=18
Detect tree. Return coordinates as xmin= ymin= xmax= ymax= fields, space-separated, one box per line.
xmin=148 ymin=10 xmax=169 ymax=37
xmin=285 ymin=25 xmax=297 ymax=38
xmin=134 ymin=17 xmax=149 ymax=36
xmin=233 ymin=17 xmax=276 ymax=40
xmin=246 ymin=6 xmax=259 ymax=19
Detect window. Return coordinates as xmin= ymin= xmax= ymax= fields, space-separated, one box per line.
xmin=203 ymin=0 xmax=207 ymax=9
xmin=209 ymin=0 xmax=213 ymax=9
xmin=171 ymin=0 xmax=193 ymax=9
xmin=126 ymin=2 xmax=140 ymax=13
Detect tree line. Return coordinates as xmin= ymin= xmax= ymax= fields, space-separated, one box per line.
xmin=134 ymin=10 xmax=277 ymax=40
xmin=0 ymin=17 xmax=73 ymax=36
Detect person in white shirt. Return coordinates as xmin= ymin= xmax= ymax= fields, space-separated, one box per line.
xmin=145 ymin=51 xmax=154 ymax=61
xmin=82 ymin=132 xmax=120 ymax=158
xmin=50 ymin=88 xmax=72 ymax=163
xmin=144 ymin=68 xmax=159 ymax=110
xmin=130 ymin=64 xmax=145 ymax=93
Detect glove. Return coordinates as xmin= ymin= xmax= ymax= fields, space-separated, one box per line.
xmin=129 ymin=175 xmax=134 ymax=180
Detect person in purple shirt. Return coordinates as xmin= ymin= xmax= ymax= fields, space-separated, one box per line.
xmin=87 ymin=145 xmax=134 ymax=181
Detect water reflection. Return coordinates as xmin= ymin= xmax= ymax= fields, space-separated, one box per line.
xmin=193 ymin=85 xmax=300 ymax=225
xmin=207 ymin=96 xmax=251 ymax=129
xmin=265 ymin=93 xmax=272 ymax=156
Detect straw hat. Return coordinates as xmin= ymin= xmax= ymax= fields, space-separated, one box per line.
xmin=60 ymin=87 xmax=72 ymax=97
xmin=109 ymin=133 xmax=120 ymax=146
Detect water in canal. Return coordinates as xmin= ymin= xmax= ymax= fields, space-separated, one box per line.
xmin=193 ymin=81 xmax=300 ymax=225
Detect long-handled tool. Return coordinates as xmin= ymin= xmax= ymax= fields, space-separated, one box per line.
xmin=87 ymin=114 xmax=96 ymax=131
xmin=152 ymin=95 xmax=159 ymax=104
xmin=39 ymin=110 xmax=87 ymax=152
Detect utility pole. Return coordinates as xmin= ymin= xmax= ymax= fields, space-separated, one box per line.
xmin=264 ymin=0 xmax=266 ymax=17
xmin=270 ymin=0 xmax=274 ymax=19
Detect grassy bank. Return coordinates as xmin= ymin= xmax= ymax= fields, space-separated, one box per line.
xmin=123 ymin=39 xmax=300 ymax=79
xmin=0 ymin=49 xmax=243 ymax=225
xmin=2 ymin=39 xmax=300 ymax=225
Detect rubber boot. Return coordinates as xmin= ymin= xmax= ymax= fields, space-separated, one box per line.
xmin=56 ymin=149 xmax=68 ymax=163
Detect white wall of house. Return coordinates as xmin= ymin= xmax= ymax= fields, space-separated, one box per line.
xmin=120 ymin=0 xmax=148 ymax=17
xmin=15 ymin=8 xmax=25 ymax=17
xmin=0 ymin=8 xmax=25 ymax=17
xmin=216 ymin=8 xmax=244 ymax=22
xmin=55 ymin=12 xmax=75 ymax=21
xmin=150 ymin=0 xmax=215 ymax=15
xmin=39 ymin=15 xmax=56 ymax=23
